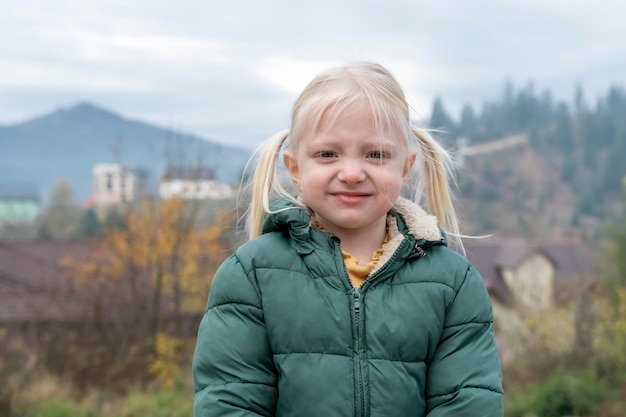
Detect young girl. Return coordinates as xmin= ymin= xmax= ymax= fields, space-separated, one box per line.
xmin=193 ymin=62 xmax=503 ymax=416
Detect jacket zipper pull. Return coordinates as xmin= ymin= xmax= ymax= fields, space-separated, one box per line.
xmin=354 ymin=287 xmax=361 ymax=315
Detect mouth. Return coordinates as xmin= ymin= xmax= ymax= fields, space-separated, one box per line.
xmin=330 ymin=192 xmax=371 ymax=204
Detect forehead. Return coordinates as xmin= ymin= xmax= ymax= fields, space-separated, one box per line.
xmin=298 ymin=120 xmax=407 ymax=162
xmin=318 ymin=101 xmax=403 ymax=138
xmin=309 ymin=110 xmax=390 ymax=146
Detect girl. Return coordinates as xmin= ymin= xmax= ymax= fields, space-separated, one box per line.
xmin=193 ymin=62 xmax=503 ymax=416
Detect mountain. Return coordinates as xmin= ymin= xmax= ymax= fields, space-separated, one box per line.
xmin=0 ymin=102 xmax=252 ymax=203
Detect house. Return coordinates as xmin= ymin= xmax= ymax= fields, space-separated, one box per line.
xmin=89 ymin=163 xmax=149 ymax=206
xmin=159 ymin=165 xmax=234 ymax=200
xmin=464 ymin=238 xmax=594 ymax=312
xmin=0 ymin=183 xmax=40 ymax=223
xmin=464 ymin=238 xmax=595 ymax=363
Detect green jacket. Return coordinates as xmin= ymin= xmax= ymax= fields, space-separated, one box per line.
xmin=193 ymin=199 xmax=503 ymax=416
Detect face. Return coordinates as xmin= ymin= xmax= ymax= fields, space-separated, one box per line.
xmin=284 ymin=106 xmax=416 ymax=241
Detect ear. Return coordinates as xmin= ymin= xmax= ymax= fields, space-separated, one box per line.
xmin=283 ymin=151 xmax=301 ymax=190
xmin=402 ymin=153 xmax=417 ymax=182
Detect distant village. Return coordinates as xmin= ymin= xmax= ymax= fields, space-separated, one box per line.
xmin=0 ymin=162 xmax=236 ymax=224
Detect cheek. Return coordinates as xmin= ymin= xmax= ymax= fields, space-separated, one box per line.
xmin=381 ymin=166 xmax=408 ymax=192
xmin=295 ymin=167 xmax=317 ymax=191
xmin=300 ymin=172 xmax=323 ymax=190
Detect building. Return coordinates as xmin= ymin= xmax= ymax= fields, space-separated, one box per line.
xmin=90 ymin=163 xmax=148 ymax=206
xmin=0 ymin=183 xmax=40 ymax=223
xmin=159 ymin=165 xmax=234 ymax=200
xmin=465 ymin=238 xmax=594 ymax=311
xmin=464 ymin=238 xmax=596 ymax=363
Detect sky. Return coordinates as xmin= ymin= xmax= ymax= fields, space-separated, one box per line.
xmin=1 ymin=0 xmax=625 ymax=149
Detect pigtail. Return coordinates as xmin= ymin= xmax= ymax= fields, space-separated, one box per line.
xmin=411 ymin=127 xmax=463 ymax=251
xmin=246 ymin=129 xmax=292 ymax=240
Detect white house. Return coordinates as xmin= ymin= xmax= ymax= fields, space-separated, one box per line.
xmin=159 ymin=165 xmax=234 ymax=200
xmin=90 ymin=163 xmax=148 ymax=206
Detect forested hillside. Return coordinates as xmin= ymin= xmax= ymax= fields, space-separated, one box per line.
xmin=429 ymin=83 xmax=626 ymax=240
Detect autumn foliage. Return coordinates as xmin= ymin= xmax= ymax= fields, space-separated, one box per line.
xmin=55 ymin=197 xmax=233 ymax=390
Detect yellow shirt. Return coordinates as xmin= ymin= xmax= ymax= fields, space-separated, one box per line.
xmin=311 ymin=214 xmax=390 ymax=287
xmin=342 ymin=243 xmax=388 ymax=287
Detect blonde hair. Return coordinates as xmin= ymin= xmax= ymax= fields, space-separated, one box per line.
xmin=243 ymin=62 xmax=462 ymax=249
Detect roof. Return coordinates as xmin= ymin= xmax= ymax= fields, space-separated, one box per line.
xmin=0 ymin=240 xmax=199 ymax=325
xmin=162 ymin=165 xmax=216 ymax=181
xmin=463 ymin=238 xmax=594 ymax=304
xmin=541 ymin=242 xmax=594 ymax=279
xmin=0 ymin=241 xmax=90 ymax=323
xmin=464 ymin=241 xmax=514 ymax=304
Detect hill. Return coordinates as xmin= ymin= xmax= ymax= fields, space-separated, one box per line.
xmin=0 ymin=102 xmax=252 ymax=203
xmin=456 ymin=137 xmax=585 ymax=240
xmin=431 ymin=83 xmax=626 ymax=241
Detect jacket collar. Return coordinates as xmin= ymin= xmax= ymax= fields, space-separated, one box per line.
xmin=262 ymin=197 xmax=445 ymax=246
xmin=391 ymin=197 xmax=443 ymax=242
xmin=262 ymin=198 xmax=446 ymax=280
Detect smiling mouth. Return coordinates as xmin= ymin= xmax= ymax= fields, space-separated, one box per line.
xmin=332 ymin=193 xmax=370 ymax=204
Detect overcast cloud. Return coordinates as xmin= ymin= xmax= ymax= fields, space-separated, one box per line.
xmin=1 ymin=0 xmax=625 ymax=148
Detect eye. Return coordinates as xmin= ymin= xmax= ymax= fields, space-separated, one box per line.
xmin=318 ymin=150 xmax=337 ymax=159
xmin=367 ymin=150 xmax=386 ymax=159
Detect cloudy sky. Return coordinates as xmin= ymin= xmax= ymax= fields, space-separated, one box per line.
xmin=1 ymin=0 xmax=625 ymax=149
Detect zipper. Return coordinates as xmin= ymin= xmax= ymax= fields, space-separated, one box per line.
xmin=354 ymin=286 xmax=361 ymax=316
xmin=331 ymin=236 xmax=365 ymax=416
xmin=360 ymin=237 xmax=408 ymax=292
xmin=353 ymin=286 xmax=365 ymax=417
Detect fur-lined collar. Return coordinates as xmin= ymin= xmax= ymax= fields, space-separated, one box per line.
xmin=392 ymin=198 xmax=442 ymax=242
xmin=371 ymin=198 xmax=443 ymax=274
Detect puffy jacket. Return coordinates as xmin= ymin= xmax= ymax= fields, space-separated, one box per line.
xmin=193 ymin=198 xmax=503 ymax=416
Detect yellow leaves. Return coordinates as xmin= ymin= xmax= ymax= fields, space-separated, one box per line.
xmin=593 ymin=287 xmax=626 ymax=368
xmin=148 ymin=332 xmax=184 ymax=389
xmin=61 ymin=197 xmax=233 ymax=328
xmin=524 ymin=304 xmax=577 ymax=354
xmin=518 ymin=286 xmax=626 ymax=365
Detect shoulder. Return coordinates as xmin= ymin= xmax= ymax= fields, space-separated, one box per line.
xmin=213 ymin=231 xmax=302 ymax=285
xmin=208 ymin=231 xmax=310 ymax=308
xmin=234 ymin=231 xmax=297 ymax=266
xmin=407 ymin=244 xmax=476 ymax=291
xmin=426 ymin=246 xmax=493 ymax=320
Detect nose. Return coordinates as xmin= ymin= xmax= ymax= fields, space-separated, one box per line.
xmin=337 ymin=160 xmax=366 ymax=183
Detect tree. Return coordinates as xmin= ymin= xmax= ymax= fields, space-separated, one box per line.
xmin=59 ymin=197 xmax=233 ymax=389
xmin=429 ymin=97 xmax=457 ymax=146
xmin=592 ymin=180 xmax=626 ymax=381
xmin=36 ymin=180 xmax=83 ymax=241
xmin=78 ymin=208 xmax=101 ymax=238
xmin=602 ymin=179 xmax=626 ymax=290
xmin=574 ymin=84 xmax=587 ymax=114
xmin=458 ymin=104 xmax=477 ymax=138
